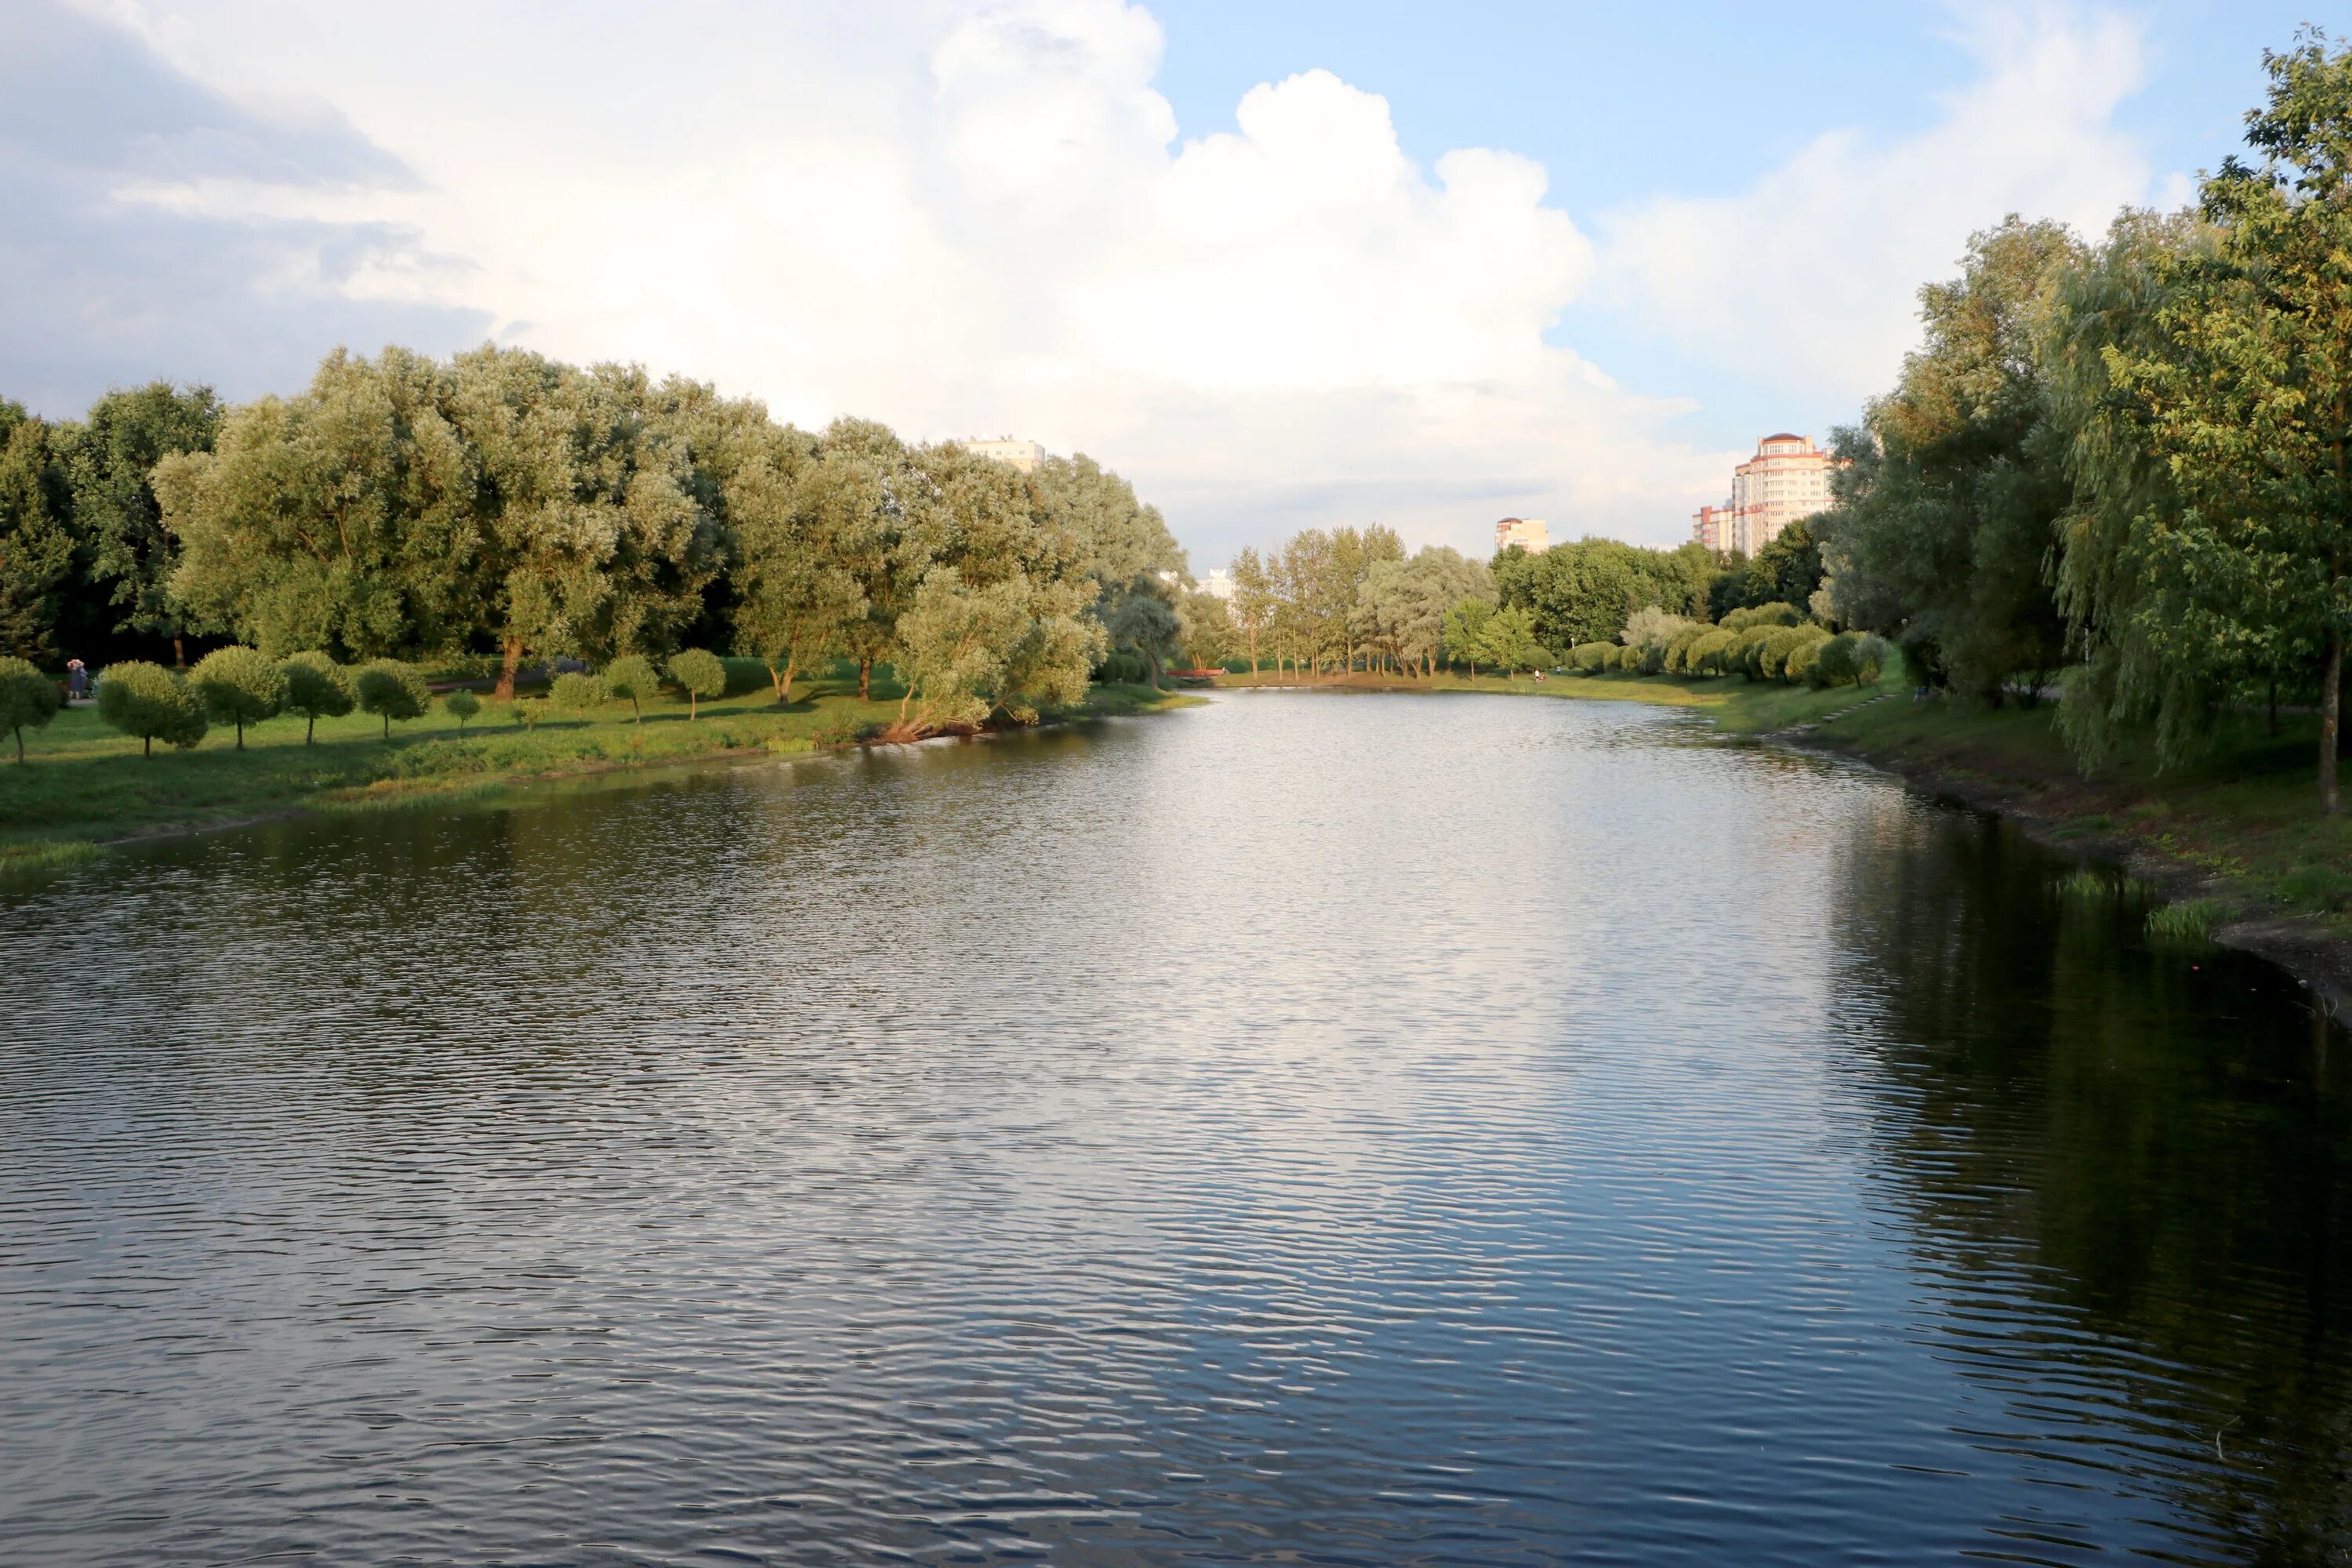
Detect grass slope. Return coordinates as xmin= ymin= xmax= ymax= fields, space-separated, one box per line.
xmin=0 ymin=672 xmax=1194 ymax=873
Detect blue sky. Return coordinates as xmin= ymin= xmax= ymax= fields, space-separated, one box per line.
xmin=0 ymin=1 xmax=2331 ymax=560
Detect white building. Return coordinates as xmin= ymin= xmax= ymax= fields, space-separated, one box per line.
xmin=964 ymin=437 xmax=1046 ymax=474
xmin=1200 ymin=568 xmax=1236 ymax=601
xmin=1692 ymin=434 xmax=1843 ymax=557
xmin=1494 ymin=517 xmax=1550 ymax=554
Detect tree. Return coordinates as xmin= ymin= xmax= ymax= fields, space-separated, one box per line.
xmin=726 ymin=422 xmax=860 ymax=702
xmin=550 ymin=670 xmax=608 ymax=717
xmin=1494 ymin=535 xmax=1713 ymax=650
xmin=0 ymin=655 xmax=60 ymax=762
xmin=280 ymin=652 xmax=356 ymax=744
xmin=354 ymin=659 xmax=430 ymax=739
xmin=96 ymin=660 xmax=206 ymax=755
xmin=188 ymin=645 xmax=285 ymax=750
xmin=1443 ymin=597 xmax=1496 ymax=678
xmin=445 ymin=689 xmax=481 ymax=731
xmin=60 ymin=383 xmax=221 ymax=665
xmin=1815 ymin=217 xmax=2081 ymax=704
xmin=159 ymin=350 xmax=477 ymax=662
xmin=890 ymin=566 xmax=1033 ymax=730
xmin=2047 ymin=36 xmax=2352 ymax=810
xmin=0 ymin=405 xmax=74 ymax=662
xmin=604 ymin=653 xmax=659 ymax=721
xmin=667 ymin=648 xmax=725 ymax=718
xmin=1103 ymin=575 xmax=1181 ymax=688
xmin=1479 ymin=605 xmax=1549 ymax=674
xmin=1176 ymin=589 xmax=1238 ymax=670
xmin=1229 ymin=547 xmax=1274 ymax=673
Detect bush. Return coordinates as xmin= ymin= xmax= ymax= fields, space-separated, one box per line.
xmin=1785 ymin=637 xmax=1827 ymax=685
xmin=189 ymin=644 xmax=286 ymax=750
xmin=445 ymin=689 xmax=482 ymax=730
xmin=1852 ymin=633 xmax=1893 ymax=687
xmin=1570 ymin=641 xmax=1613 ymax=673
xmin=604 ymin=653 xmax=661 ymax=720
xmin=1663 ymin=625 xmax=1709 ymax=673
xmin=1719 ymin=602 xmax=1801 ymax=633
xmin=96 ymin=660 xmax=207 ymax=756
xmin=354 ymin=659 xmax=430 ymax=738
xmin=0 ymin=655 xmax=62 ymax=763
xmin=550 ymin=671 xmax=609 ymax=716
xmin=1727 ymin=626 xmax=1780 ymax=678
xmin=666 ymin=648 xmax=726 ymax=718
xmin=280 ymin=652 xmax=356 ymax=743
xmin=1686 ymin=628 xmax=1735 ymax=675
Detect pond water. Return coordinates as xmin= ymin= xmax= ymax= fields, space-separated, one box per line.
xmin=4 ymin=691 xmax=2350 ymax=1566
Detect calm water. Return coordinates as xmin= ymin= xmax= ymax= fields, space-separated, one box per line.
xmin=4 ymin=691 xmax=2350 ymax=1566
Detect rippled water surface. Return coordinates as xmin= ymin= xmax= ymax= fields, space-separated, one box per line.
xmin=5 ymin=691 xmax=2352 ymax=1565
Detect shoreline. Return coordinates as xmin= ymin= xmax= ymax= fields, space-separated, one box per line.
xmin=1 ymin=685 xmax=1203 ymax=880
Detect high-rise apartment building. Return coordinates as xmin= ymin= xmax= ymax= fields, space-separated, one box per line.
xmin=1200 ymin=568 xmax=1236 ymax=601
xmin=964 ymin=437 xmax=1046 ymax=474
xmin=1494 ymin=517 xmax=1550 ymax=554
xmin=1692 ymin=434 xmax=1843 ymax=557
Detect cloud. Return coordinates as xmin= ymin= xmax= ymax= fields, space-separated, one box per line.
xmin=9 ymin=0 xmax=2169 ymax=559
xmin=1597 ymin=5 xmax=2158 ymax=401
xmin=0 ymin=1 xmax=488 ymax=415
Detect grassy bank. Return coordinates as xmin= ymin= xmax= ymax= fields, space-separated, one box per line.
xmin=0 ymin=671 xmax=1196 ymax=875
xmin=1216 ymin=662 xmax=2352 ymax=956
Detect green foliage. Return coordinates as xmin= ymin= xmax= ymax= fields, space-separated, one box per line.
xmin=1443 ymin=597 xmax=1496 ymax=673
xmin=666 ymin=648 xmax=726 ymax=718
xmin=1719 ymin=602 xmax=1801 ymax=633
xmin=278 ymin=652 xmax=356 ymax=744
xmin=0 ymin=654 xmax=61 ymax=762
xmin=444 ymin=689 xmax=482 ymax=730
xmin=550 ymin=671 xmax=609 ymax=715
xmin=1709 ymin=523 xmax=1827 ymax=619
xmin=95 ymin=659 xmax=206 ymax=755
xmin=1494 ymin=535 xmax=1715 ymax=649
xmin=1570 ymin=641 xmax=1613 ymax=673
xmin=1808 ymin=632 xmax=1889 ymax=688
xmin=2147 ymin=898 xmax=2228 ymax=942
xmin=1686 ymin=627 xmax=1735 ymax=676
xmin=604 ymin=653 xmax=660 ymax=720
xmin=1479 ymin=604 xmax=1550 ymax=674
xmin=0 ymin=405 xmax=74 ymax=661
xmin=188 ymin=644 xmax=286 ymax=750
xmin=60 ymin=382 xmax=221 ymax=651
xmin=354 ymin=659 xmax=430 ymax=738
xmin=1785 ymin=637 xmax=1827 ymax=685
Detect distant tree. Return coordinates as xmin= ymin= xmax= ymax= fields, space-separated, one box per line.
xmin=1443 ymin=597 xmax=1497 ymax=678
xmin=1229 ymin=546 xmax=1274 ymax=673
xmin=1480 ymin=605 xmax=1550 ymax=674
xmin=279 ymin=652 xmax=356 ymax=744
xmin=188 ymin=645 xmax=285 ymax=750
xmin=96 ymin=660 xmax=206 ymax=755
xmin=1103 ymin=575 xmax=1181 ymax=688
xmin=354 ymin=659 xmax=430 ymax=739
xmin=0 ymin=405 xmax=74 ymax=662
xmin=666 ymin=648 xmax=726 ymax=718
xmin=1176 ymin=589 xmax=1239 ymax=670
xmin=0 ymin=655 xmax=61 ymax=762
xmin=604 ymin=653 xmax=660 ymax=721
xmin=444 ymin=689 xmax=481 ymax=731
xmin=61 ymin=382 xmax=222 ymax=665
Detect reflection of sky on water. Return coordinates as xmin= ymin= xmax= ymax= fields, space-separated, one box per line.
xmin=2 ymin=691 xmax=2346 ymax=1564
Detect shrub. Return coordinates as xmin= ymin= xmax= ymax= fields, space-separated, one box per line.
xmin=1570 ymin=641 xmax=1613 ymax=673
xmin=666 ymin=648 xmax=726 ymax=718
xmin=1785 ymin=637 xmax=1827 ymax=685
xmin=280 ymin=652 xmax=356 ymax=744
xmin=96 ymin=660 xmax=207 ymax=756
xmin=550 ymin=670 xmax=609 ymax=716
xmin=1686 ymin=628 xmax=1735 ymax=675
xmin=1852 ymin=633 xmax=1893 ymax=687
xmin=604 ymin=654 xmax=660 ymax=721
xmin=1810 ymin=633 xmax=1862 ymax=688
xmin=0 ymin=658 xmax=63 ymax=766
xmin=189 ymin=645 xmax=286 ymax=750
xmin=1755 ymin=626 xmax=1807 ymax=684
xmin=354 ymin=659 xmax=430 ymax=738
xmin=0 ymin=656 xmax=62 ymax=763
xmin=1720 ymin=602 xmax=1801 ymax=633
xmin=1727 ymin=626 xmax=1780 ymax=678
xmin=1663 ymin=625 xmax=1709 ymax=673
xmin=445 ymin=690 xmax=482 ymax=731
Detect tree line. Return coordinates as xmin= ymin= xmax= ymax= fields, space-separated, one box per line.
xmin=0 ymin=344 xmax=1203 ymax=743
xmin=1814 ymin=34 xmax=2352 ymax=812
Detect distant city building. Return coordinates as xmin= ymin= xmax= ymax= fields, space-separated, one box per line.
xmin=964 ymin=437 xmax=1046 ymax=474
xmin=1201 ymin=568 xmax=1236 ymax=601
xmin=1494 ymin=517 xmax=1550 ymax=554
xmin=1692 ymin=434 xmax=1844 ymax=557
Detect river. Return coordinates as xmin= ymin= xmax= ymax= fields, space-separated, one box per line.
xmin=3 ymin=691 xmax=2349 ymax=1565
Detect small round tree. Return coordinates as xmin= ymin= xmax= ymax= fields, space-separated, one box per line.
xmin=189 ymin=645 xmax=286 ymax=750
xmin=444 ymin=689 xmax=481 ymax=731
xmin=96 ymin=660 xmax=208 ymax=756
xmin=550 ymin=670 xmax=608 ymax=718
xmin=354 ymin=659 xmax=430 ymax=739
xmin=280 ymin=652 xmax=357 ymax=744
xmin=603 ymin=655 xmax=660 ymax=722
xmin=666 ymin=648 xmax=725 ymax=719
xmin=0 ymin=656 xmax=62 ymax=764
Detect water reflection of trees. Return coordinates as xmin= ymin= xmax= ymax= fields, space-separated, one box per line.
xmin=1831 ymin=802 xmax=2352 ymax=1560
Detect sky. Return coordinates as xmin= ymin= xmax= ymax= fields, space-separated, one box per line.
xmin=0 ymin=0 xmax=2323 ymax=565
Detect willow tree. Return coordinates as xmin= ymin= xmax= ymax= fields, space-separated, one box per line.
xmin=158 ymin=349 xmax=477 ymax=660
xmin=2050 ymin=35 xmax=2352 ymax=811
xmin=725 ymin=419 xmax=860 ymax=702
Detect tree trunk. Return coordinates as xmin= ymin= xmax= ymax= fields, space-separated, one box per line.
xmin=12 ymin=728 xmax=20 ymax=763
xmin=172 ymin=634 xmax=186 ymax=669
xmin=307 ymin=713 xmax=316 ymax=745
xmin=143 ymin=735 xmax=152 ymax=757
xmin=1144 ymin=648 xmax=1163 ymax=691
xmin=2323 ymin=630 xmax=2343 ymax=816
xmin=495 ymin=637 xmax=522 ymax=702
xmin=382 ymin=712 xmax=390 ymax=739
xmin=234 ymin=720 xmax=244 ymax=750
xmin=859 ymin=658 xmax=872 ymax=702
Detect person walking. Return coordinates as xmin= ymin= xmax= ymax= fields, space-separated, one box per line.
xmin=66 ymin=660 xmax=89 ymax=702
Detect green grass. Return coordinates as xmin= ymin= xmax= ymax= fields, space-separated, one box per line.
xmin=0 ymin=671 xmax=1195 ymax=861
xmin=2148 ymin=898 xmax=2229 ymax=942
